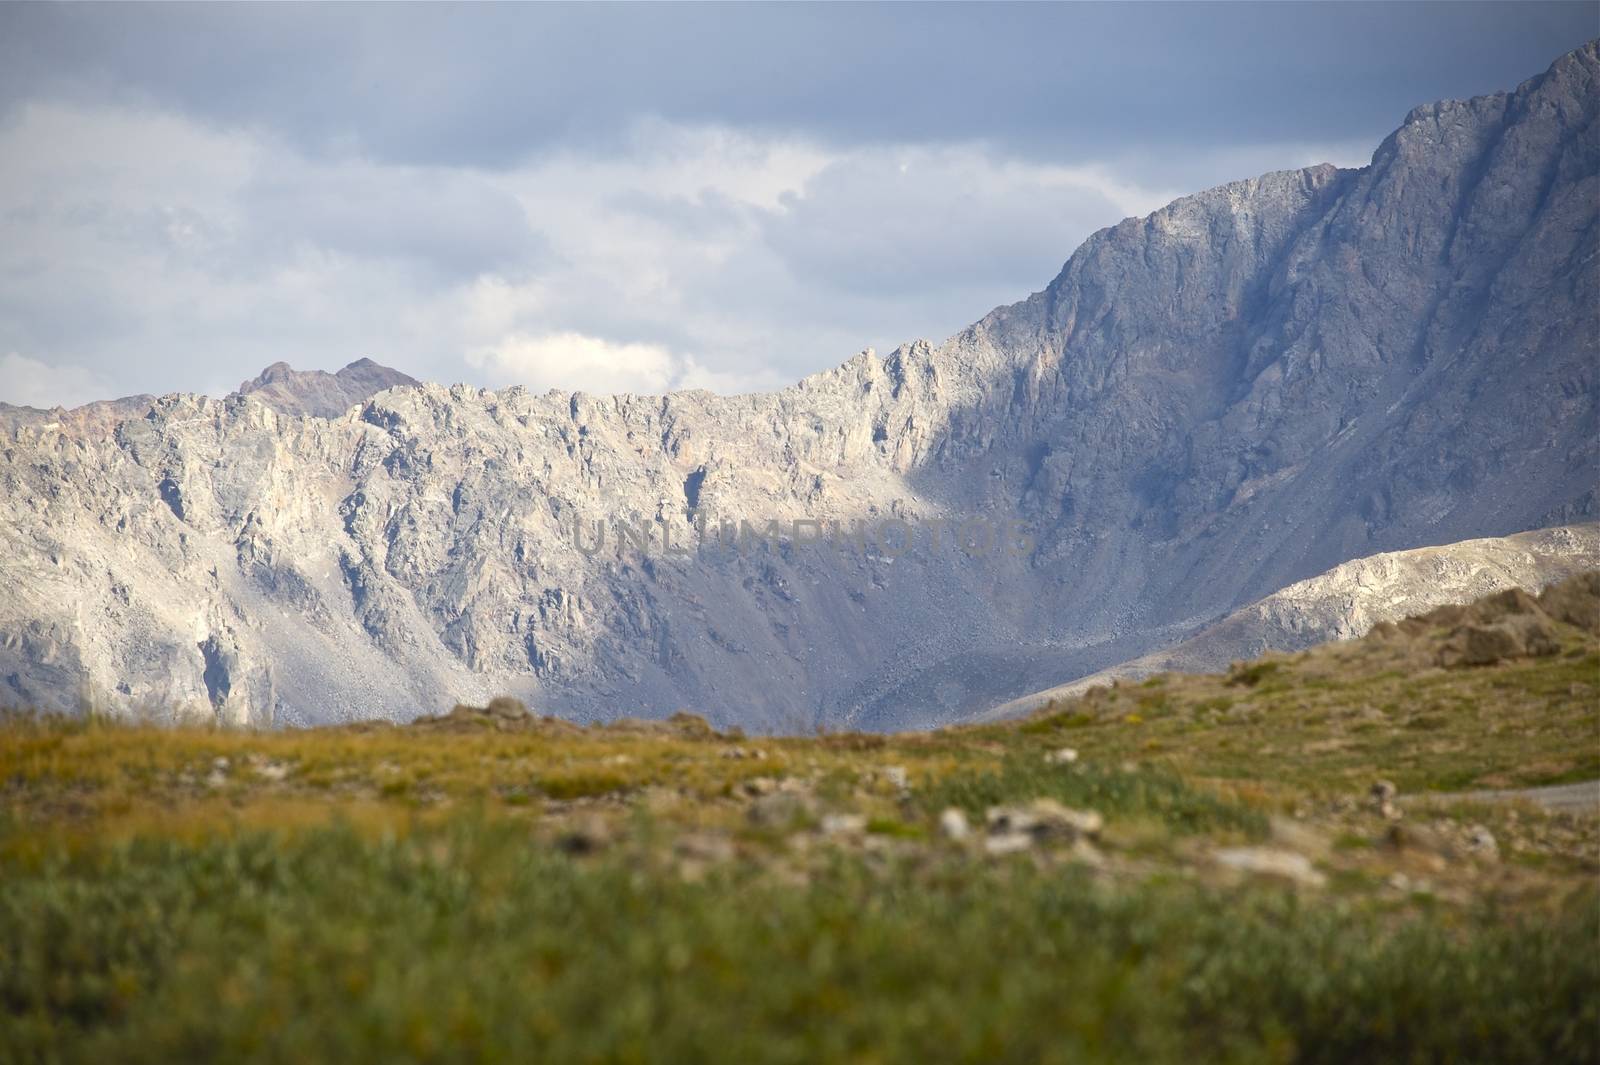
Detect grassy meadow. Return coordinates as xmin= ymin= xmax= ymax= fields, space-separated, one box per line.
xmin=2 ymin=585 xmax=1597 ymax=1063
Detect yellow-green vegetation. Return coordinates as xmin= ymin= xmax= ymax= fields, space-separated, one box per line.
xmin=2 ymin=578 xmax=1597 ymax=1063
xmin=1007 ymin=620 xmax=1600 ymax=794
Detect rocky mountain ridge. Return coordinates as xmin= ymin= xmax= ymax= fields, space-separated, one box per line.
xmin=0 ymin=357 xmax=417 ymax=432
xmin=236 ymin=358 xmax=421 ymax=419
xmin=978 ymin=524 xmax=1600 ymax=721
xmin=1 ymin=43 xmax=1595 ymax=729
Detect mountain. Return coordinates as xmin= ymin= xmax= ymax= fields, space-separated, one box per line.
xmin=1 ymin=44 xmax=1595 ymax=729
xmin=0 ymin=358 xmax=414 ymax=432
xmin=977 ymin=524 xmax=1600 ymax=722
xmin=236 ymin=358 xmax=420 ymax=418
xmin=0 ymin=395 xmax=158 ymax=435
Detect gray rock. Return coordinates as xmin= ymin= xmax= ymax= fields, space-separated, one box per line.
xmin=484 ymin=696 xmax=532 ymax=720
xmin=1465 ymin=824 xmax=1500 ymax=862
xmin=938 ymin=807 xmax=972 ymax=841
xmin=1372 ymin=780 xmax=1402 ymax=821
xmin=819 ymin=813 xmax=867 ymax=837
xmin=237 ymin=358 xmax=420 ymax=419
xmin=986 ymin=799 xmax=1103 ymax=845
xmin=747 ymin=791 xmax=814 ymax=829
xmin=1213 ymin=847 xmax=1327 ymax=888
xmin=1 ymin=45 xmax=1595 ymax=731
xmin=1267 ymin=816 xmax=1331 ymax=859
xmin=984 ymin=831 xmax=1036 ymax=857
xmin=1380 ymin=822 xmax=1457 ymax=862
xmin=248 ymin=756 xmax=292 ymax=783
xmin=980 ymin=525 xmax=1600 ymax=720
xmin=1438 ymin=615 xmax=1562 ymax=668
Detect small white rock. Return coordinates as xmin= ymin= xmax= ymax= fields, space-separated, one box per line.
xmin=984 ymin=832 xmax=1034 ymax=856
xmin=986 ymin=799 xmax=1103 ymax=842
xmin=252 ymin=760 xmax=290 ymax=783
xmin=820 ymin=813 xmax=867 ymax=836
xmin=938 ymin=807 xmax=971 ymax=841
xmin=1465 ymin=824 xmax=1499 ymax=861
xmin=1212 ymin=847 xmax=1326 ymax=888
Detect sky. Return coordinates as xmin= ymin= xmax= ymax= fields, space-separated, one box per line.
xmin=0 ymin=3 xmax=1593 ymax=408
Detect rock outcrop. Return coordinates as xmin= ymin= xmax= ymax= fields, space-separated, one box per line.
xmin=0 ymin=395 xmax=159 ymax=436
xmin=0 ymin=358 xmax=415 ymax=436
xmin=237 ymin=358 xmax=421 ymax=419
xmin=979 ymin=525 xmax=1600 ymax=721
xmin=1 ymin=45 xmax=1595 ymax=730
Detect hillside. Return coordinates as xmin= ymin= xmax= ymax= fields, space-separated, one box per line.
xmin=3 ymin=576 xmax=1596 ymax=1062
xmin=1 ymin=44 xmax=1595 ymax=730
xmin=981 ymin=524 xmax=1600 ymax=721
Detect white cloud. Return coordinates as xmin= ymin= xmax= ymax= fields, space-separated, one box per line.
xmin=467 ymin=332 xmax=793 ymax=397
xmin=0 ymin=101 xmax=1379 ymax=404
xmin=1102 ymin=139 xmax=1380 ymax=196
xmin=468 ymin=332 xmax=678 ymax=395
xmin=759 ymin=147 xmax=1148 ymax=299
xmin=676 ymin=357 xmax=789 ymax=396
xmin=0 ymin=352 xmax=112 ymax=409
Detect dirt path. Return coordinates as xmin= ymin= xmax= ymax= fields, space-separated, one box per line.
xmin=1444 ymin=780 xmax=1600 ymax=813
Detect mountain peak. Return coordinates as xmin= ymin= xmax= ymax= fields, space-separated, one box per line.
xmin=0 ymin=47 xmax=1592 ymax=730
xmin=247 ymin=361 xmax=296 ymax=387
xmin=235 ymin=358 xmax=418 ymax=418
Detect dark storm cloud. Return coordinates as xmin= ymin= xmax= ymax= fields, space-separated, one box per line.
xmin=1 ymin=2 xmax=1593 ymax=169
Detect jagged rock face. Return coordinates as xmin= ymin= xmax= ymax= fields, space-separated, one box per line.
xmin=979 ymin=524 xmax=1600 ymax=721
xmin=0 ymin=358 xmax=416 ymax=436
xmin=0 ymin=395 xmax=159 ymax=436
xmin=236 ymin=358 xmax=421 ymax=419
xmin=1 ymin=45 xmax=1596 ymax=730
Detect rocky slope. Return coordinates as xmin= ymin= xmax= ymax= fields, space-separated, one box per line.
xmin=0 ymin=395 xmax=159 ymax=436
xmin=0 ymin=358 xmax=417 ymax=434
xmin=236 ymin=358 xmax=420 ymax=419
xmin=1 ymin=44 xmax=1595 ymax=729
xmin=978 ymin=524 xmax=1600 ymax=721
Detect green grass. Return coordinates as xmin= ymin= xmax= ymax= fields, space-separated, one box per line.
xmin=915 ymin=756 xmax=1268 ymax=838
xmin=1 ymin=596 xmax=1596 ymax=1064
xmin=995 ymin=646 xmax=1600 ymax=795
xmin=1 ymin=814 xmax=1594 ymax=1065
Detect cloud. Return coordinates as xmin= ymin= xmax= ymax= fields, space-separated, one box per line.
xmin=0 ymin=96 xmax=1401 ymax=407
xmin=676 ymin=358 xmax=789 ymax=396
xmin=242 ymin=159 xmax=547 ymax=281
xmin=467 ymin=332 xmax=791 ymax=397
xmin=0 ymin=352 xmax=111 ymax=409
xmin=1 ymin=4 xmax=1590 ymax=168
xmin=2 ymin=7 xmax=1592 ymax=405
xmin=0 ymin=4 xmax=1574 ymax=412
xmin=468 ymin=332 xmax=679 ymax=395
xmin=758 ymin=149 xmax=1162 ymax=300
xmin=0 ymin=101 xmax=562 ymax=398
xmin=462 ymin=129 xmax=1183 ymax=385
